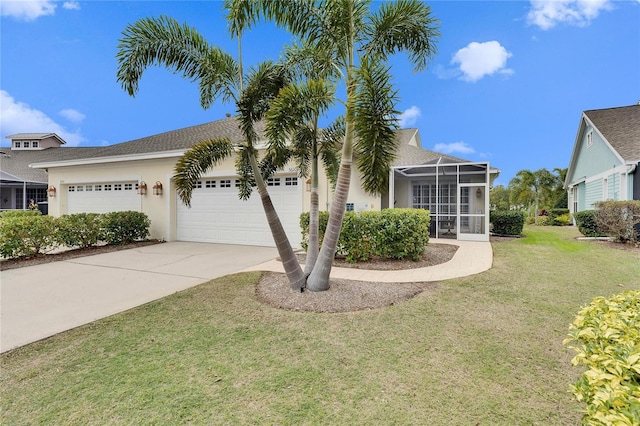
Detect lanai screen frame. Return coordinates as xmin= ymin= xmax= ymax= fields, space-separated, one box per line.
xmin=389 ymin=160 xmax=491 ymax=241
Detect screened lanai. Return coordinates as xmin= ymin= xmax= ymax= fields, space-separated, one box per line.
xmin=388 ymin=160 xmax=494 ymax=241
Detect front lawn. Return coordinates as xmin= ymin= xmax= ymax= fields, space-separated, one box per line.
xmin=1 ymin=226 xmax=639 ymax=425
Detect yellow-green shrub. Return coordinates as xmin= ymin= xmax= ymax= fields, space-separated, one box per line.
xmin=0 ymin=213 xmax=57 ymax=258
xmin=563 ymin=290 xmax=640 ymax=425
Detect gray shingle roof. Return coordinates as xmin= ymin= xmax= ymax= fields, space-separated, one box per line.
xmin=392 ymin=128 xmax=472 ymax=166
xmin=584 ymin=104 xmax=640 ymax=162
xmin=0 ymin=148 xmax=98 ymax=183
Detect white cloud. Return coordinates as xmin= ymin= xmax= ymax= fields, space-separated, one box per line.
xmin=59 ymin=108 xmax=86 ymax=123
xmin=1 ymin=90 xmax=85 ymax=146
xmin=0 ymin=0 xmax=56 ymax=21
xmin=433 ymin=141 xmax=476 ymax=155
xmin=398 ymin=106 xmax=421 ymax=127
xmin=62 ymin=1 xmax=80 ymax=10
xmin=527 ymin=0 xmax=613 ymax=30
xmin=451 ymin=41 xmax=513 ymax=83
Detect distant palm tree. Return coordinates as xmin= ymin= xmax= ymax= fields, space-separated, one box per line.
xmin=116 ymin=14 xmax=307 ymax=289
xmin=237 ymin=0 xmax=440 ymax=291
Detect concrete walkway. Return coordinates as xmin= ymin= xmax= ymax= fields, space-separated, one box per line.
xmin=245 ymin=238 xmax=493 ymax=282
xmin=1 ymin=239 xmax=492 ymax=353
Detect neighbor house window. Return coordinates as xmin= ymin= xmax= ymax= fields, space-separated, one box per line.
xmin=205 ymin=180 xmax=216 ymax=188
xmin=220 ymin=180 xmax=231 ymax=188
xmin=23 ymin=141 xmax=30 ymax=148
xmin=104 ymin=184 xmax=112 ymax=191
xmin=32 ymin=141 xmax=39 ymax=148
xmin=14 ymin=141 xmax=20 ymax=148
xmin=586 ymin=130 xmax=593 ymax=148
xmin=86 ymin=185 xmax=93 ymax=192
xmin=285 ymin=177 xmax=298 ymax=186
xmin=69 ymin=186 xmax=75 ymax=192
xmin=267 ymin=177 xmax=281 ymax=186
xmin=114 ymin=184 xmax=122 ymax=191
xmin=346 ymin=203 xmax=354 ymax=212
xmin=95 ymin=185 xmax=102 ymax=191
xmin=195 ymin=181 xmax=202 ymax=189
xmin=77 ymin=185 xmax=84 ymax=192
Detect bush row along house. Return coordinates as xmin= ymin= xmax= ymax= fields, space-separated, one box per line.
xmin=2 ymin=117 xmax=499 ymax=246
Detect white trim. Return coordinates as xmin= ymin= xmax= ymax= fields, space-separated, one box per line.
xmin=59 ymin=176 xmax=141 ymax=185
xmin=583 ymin=164 xmax=628 ymax=185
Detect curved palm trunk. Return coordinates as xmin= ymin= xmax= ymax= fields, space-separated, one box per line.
xmin=248 ymin=153 xmax=306 ymax=290
xmin=305 ymin=187 xmax=320 ymax=275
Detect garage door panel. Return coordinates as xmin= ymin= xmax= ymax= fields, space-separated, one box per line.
xmin=67 ymin=183 xmax=140 ymax=214
xmin=176 ymin=177 xmax=302 ymax=247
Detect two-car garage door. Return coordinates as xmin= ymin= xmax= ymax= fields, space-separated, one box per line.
xmin=176 ymin=176 xmax=302 ymax=248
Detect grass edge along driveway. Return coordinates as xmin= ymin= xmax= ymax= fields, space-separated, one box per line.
xmin=2 ymin=226 xmax=639 ymax=425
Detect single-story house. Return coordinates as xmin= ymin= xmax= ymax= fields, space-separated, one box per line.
xmin=565 ymin=104 xmax=640 ymax=216
xmin=3 ymin=117 xmax=499 ymax=246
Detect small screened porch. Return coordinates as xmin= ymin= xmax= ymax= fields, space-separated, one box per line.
xmin=387 ymin=160 xmax=492 ymax=242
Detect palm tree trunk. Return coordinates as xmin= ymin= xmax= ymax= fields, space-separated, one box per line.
xmin=305 ymin=186 xmax=320 ymax=275
xmin=248 ymin=153 xmax=306 ymax=290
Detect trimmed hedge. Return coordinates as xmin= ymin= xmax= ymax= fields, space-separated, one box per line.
xmin=548 ymin=208 xmax=570 ymax=226
xmin=0 ymin=212 xmax=57 ymax=258
xmin=490 ymin=211 xmax=525 ymax=236
xmin=0 ymin=210 xmax=151 ymax=259
xmin=574 ymin=210 xmax=605 ymax=237
xmin=301 ymin=209 xmax=430 ymax=263
xmin=563 ymin=290 xmax=640 ymax=425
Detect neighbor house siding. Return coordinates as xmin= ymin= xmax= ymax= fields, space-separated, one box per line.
xmin=571 ymin=125 xmax=623 ymax=182
xmin=584 ymin=179 xmax=604 ymax=210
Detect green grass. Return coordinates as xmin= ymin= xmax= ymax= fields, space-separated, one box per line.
xmin=2 ymin=226 xmax=639 ymax=425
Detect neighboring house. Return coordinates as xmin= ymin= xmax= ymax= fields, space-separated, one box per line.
xmin=2 ymin=117 xmax=499 ymax=246
xmin=565 ymin=104 xmax=640 ymax=217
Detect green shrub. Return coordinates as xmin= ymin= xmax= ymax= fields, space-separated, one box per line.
xmin=563 ymin=290 xmax=640 ymax=425
xmin=554 ymin=213 xmax=572 ymax=226
xmin=100 ymin=211 xmax=150 ymax=245
xmin=300 ymin=209 xmax=430 ymax=263
xmin=535 ymin=215 xmax=549 ymax=226
xmin=0 ymin=209 xmax=42 ymax=218
xmin=0 ymin=214 xmax=57 ymax=258
xmin=56 ymin=213 xmax=103 ymax=248
xmin=490 ymin=211 xmax=525 ymax=236
xmin=549 ymin=208 xmax=570 ymax=226
xmin=574 ymin=210 xmax=605 ymax=237
xmin=594 ymin=200 xmax=640 ymax=243
xmin=525 ymin=216 xmax=536 ymax=225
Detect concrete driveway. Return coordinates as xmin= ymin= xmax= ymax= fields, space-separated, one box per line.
xmin=0 ymin=242 xmax=278 ymax=353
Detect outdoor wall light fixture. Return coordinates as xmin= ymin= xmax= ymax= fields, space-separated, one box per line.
xmin=476 ymin=188 xmax=482 ymax=198
xmin=153 ymin=181 xmax=163 ymax=196
xmin=48 ymin=186 xmax=57 ymax=197
xmin=138 ymin=181 xmax=148 ymax=195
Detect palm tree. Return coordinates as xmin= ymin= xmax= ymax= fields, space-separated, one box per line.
xmin=116 ymin=14 xmax=307 ymax=289
xmin=509 ymin=169 xmax=554 ymax=219
xmin=237 ymin=0 xmax=440 ymax=291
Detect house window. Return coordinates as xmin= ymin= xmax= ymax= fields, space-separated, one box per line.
xmin=220 ymin=179 xmax=231 ymax=188
xmin=235 ymin=180 xmax=241 ymax=188
xmin=205 ymin=180 xmax=216 ymax=188
xmin=267 ymin=177 xmax=281 ymax=186
xmin=195 ymin=181 xmax=202 ymax=189
xmin=69 ymin=186 xmax=75 ymax=192
xmin=86 ymin=185 xmax=93 ymax=192
xmin=23 ymin=141 xmax=30 ymax=148
xmin=114 ymin=184 xmax=122 ymax=191
xmin=572 ymin=186 xmax=579 ymax=213
xmin=14 ymin=141 xmax=20 ymax=148
xmin=32 ymin=141 xmax=39 ymax=148
xmin=285 ymin=177 xmax=298 ymax=186
xmin=346 ymin=203 xmax=354 ymax=212
xmin=104 ymin=184 xmax=112 ymax=191
xmin=124 ymin=183 xmax=133 ymax=190
xmin=586 ymin=130 xmax=593 ymax=148
xmin=95 ymin=185 xmax=102 ymax=191
xmin=15 ymin=188 xmax=47 ymax=207
xmin=77 ymin=185 xmax=84 ymax=192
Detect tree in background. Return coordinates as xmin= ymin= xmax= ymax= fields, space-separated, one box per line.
xmin=490 ymin=185 xmax=512 ymax=211
xmin=508 ymin=168 xmax=555 ymax=219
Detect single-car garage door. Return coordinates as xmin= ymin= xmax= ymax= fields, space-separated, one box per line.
xmin=176 ymin=176 xmax=302 ymax=248
xmin=66 ymin=182 xmax=141 ymax=214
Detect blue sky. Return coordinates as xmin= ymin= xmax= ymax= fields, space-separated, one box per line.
xmin=1 ymin=0 xmax=639 ymax=186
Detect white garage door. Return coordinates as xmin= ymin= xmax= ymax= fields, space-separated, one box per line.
xmin=66 ymin=182 xmax=141 ymax=214
xmin=176 ymin=176 xmax=302 ymax=248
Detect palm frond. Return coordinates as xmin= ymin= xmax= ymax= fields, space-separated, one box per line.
xmin=173 ymin=138 xmax=234 ymax=206
xmin=362 ymin=0 xmax=440 ymax=72
xmin=236 ymin=60 xmax=289 ymax=145
xmin=354 ymin=57 xmax=399 ymax=195
xmin=234 ymin=144 xmax=257 ymax=200
xmin=319 ymin=116 xmax=344 ymax=186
